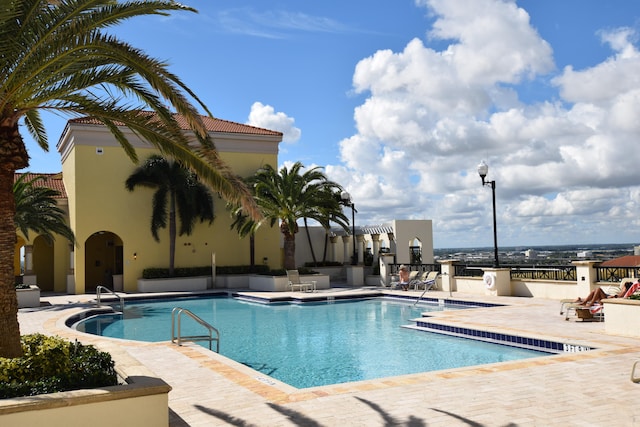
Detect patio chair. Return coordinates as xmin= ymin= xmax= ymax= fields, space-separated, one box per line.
xmin=287 ymin=270 xmax=315 ymax=292
xmin=410 ymin=271 xmax=439 ymax=291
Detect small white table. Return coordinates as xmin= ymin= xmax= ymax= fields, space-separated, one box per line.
xmin=302 ymin=281 xmax=317 ymax=293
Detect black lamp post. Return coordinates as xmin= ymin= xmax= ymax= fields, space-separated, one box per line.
xmin=341 ymin=191 xmax=358 ymax=265
xmin=477 ymin=161 xmax=499 ymax=268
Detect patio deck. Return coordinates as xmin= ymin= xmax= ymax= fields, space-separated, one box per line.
xmin=17 ymin=287 xmax=640 ymax=426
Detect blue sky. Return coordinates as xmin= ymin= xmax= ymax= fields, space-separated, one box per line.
xmin=22 ymin=0 xmax=640 ymax=248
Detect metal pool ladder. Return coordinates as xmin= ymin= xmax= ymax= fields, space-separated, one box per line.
xmin=171 ymin=307 xmax=220 ymax=353
xmin=96 ymin=285 xmax=124 ymax=313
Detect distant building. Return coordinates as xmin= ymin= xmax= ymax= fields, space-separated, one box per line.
xmin=525 ymin=249 xmax=538 ymax=259
xmin=577 ymin=251 xmax=593 ymax=258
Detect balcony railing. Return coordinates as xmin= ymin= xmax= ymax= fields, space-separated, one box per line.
xmin=510 ymin=266 xmax=576 ymax=281
xmin=596 ymin=266 xmax=640 ymax=283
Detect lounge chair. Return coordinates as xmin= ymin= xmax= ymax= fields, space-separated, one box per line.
xmin=563 ymin=279 xmax=640 ymax=321
xmin=390 ymin=270 xmax=419 ymax=290
xmin=410 ymin=271 xmax=439 ymax=291
xmin=287 ymin=270 xmax=315 ymax=292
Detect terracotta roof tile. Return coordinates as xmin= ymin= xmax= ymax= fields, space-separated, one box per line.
xmin=69 ymin=112 xmax=283 ymax=137
xmin=14 ymin=173 xmax=66 ymax=199
xmin=600 ymin=255 xmax=640 ymax=267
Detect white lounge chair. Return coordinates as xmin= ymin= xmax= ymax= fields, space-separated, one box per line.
xmin=287 ymin=270 xmax=315 ymax=292
xmin=410 ymin=271 xmax=439 ymax=291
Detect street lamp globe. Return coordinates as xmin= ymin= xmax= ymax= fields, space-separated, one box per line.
xmin=341 ymin=191 xmax=351 ymax=203
xmin=477 ymin=161 xmax=488 ymax=183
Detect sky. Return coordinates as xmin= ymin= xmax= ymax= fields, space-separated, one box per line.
xmin=21 ymin=0 xmax=640 ymax=249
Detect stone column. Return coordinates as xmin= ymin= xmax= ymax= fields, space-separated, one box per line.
xmin=329 ymin=236 xmax=339 ymax=263
xmin=439 ymin=260 xmax=457 ymax=294
xmin=482 ymin=267 xmax=512 ymax=296
xmin=342 ymin=236 xmax=351 ymax=264
xmin=356 ymin=235 xmax=365 ymax=264
xmin=573 ymin=260 xmax=598 ymax=297
xmin=387 ymin=232 xmax=396 ymax=255
xmin=371 ymin=234 xmax=380 ymax=266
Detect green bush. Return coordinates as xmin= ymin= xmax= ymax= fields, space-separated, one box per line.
xmin=142 ymin=264 xmax=273 ymax=279
xmin=303 ymin=261 xmax=342 ymax=267
xmin=0 ymin=334 xmax=117 ymax=399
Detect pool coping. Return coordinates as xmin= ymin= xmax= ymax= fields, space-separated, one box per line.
xmin=55 ymin=290 xmax=609 ymax=394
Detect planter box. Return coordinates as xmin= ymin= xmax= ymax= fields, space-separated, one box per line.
xmin=137 ymin=275 xmax=210 ymax=293
xmin=248 ymin=274 xmax=330 ymax=292
xmin=365 ymin=275 xmax=382 ymax=287
xmin=603 ymin=299 xmax=640 ymax=337
xmin=0 ymin=344 xmax=171 ymax=427
xmin=16 ymin=285 xmax=40 ymax=308
xmin=215 ymin=274 xmax=251 ymax=289
xmin=309 ymin=266 xmax=345 ymax=281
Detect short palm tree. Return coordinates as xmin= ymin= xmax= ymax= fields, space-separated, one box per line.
xmin=231 ymin=162 xmax=348 ymax=270
xmin=126 ymin=155 xmax=214 ymax=276
xmin=0 ymin=0 xmax=260 ymax=357
xmin=14 ymin=174 xmax=75 ymax=245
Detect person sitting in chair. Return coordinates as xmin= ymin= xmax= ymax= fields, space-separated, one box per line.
xmin=398 ymin=265 xmax=411 ymax=291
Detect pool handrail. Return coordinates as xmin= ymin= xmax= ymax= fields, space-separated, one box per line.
xmin=171 ymin=307 xmax=220 ymax=353
xmin=96 ymin=285 xmax=124 ymax=313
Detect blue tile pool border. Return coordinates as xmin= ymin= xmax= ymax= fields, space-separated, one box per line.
xmin=411 ymin=319 xmax=595 ymax=354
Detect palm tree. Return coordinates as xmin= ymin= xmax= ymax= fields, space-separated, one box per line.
xmin=125 ymin=155 xmax=214 ymax=276
xmin=14 ymin=174 xmax=75 ymax=245
xmin=0 ymin=1 xmax=260 ymax=357
xmin=231 ymin=162 xmax=348 ymax=270
xmin=302 ymin=187 xmax=349 ymax=266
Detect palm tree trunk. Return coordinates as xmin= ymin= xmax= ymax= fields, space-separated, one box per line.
xmin=169 ymin=191 xmax=176 ymax=276
xmin=283 ymin=233 xmax=297 ymax=270
xmin=303 ymin=218 xmax=318 ymax=266
xmin=0 ymin=168 xmax=24 ymax=357
xmin=322 ymin=229 xmax=329 ymax=263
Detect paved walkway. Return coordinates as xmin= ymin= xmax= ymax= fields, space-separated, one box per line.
xmin=17 ymin=288 xmax=640 ymax=426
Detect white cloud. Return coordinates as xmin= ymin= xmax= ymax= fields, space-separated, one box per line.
xmin=247 ymin=102 xmax=301 ymax=143
xmin=324 ymin=0 xmax=640 ymax=247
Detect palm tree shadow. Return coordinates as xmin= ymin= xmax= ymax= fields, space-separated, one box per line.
xmin=266 ymin=402 xmax=324 ymax=426
xmin=355 ymin=397 xmax=411 ymax=426
xmin=193 ymin=404 xmax=257 ymax=427
xmin=429 ymin=408 xmax=518 ymax=427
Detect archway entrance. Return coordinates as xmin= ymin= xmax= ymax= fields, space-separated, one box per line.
xmin=33 ymin=236 xmax=55 ymax=291
xmin=85 ymin=231 xmax=123 ymax=293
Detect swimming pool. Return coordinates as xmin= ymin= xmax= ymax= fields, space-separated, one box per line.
xmin=74 ymin=296 xmax=550 ymax=388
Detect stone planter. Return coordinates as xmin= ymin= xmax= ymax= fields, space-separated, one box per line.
xmin=248 ymin=274 xmax=330 ymax=292
xmin=137 ymin=275 xmax=210 ymax=293
xmin=603 ymin=299 xmax=640 ymax=337
xmin=0 ymin=344 xmax=171 ymax=427
xmin=16 ymin=285 xmax=40 ymax=308
xmin=215 ymin=274 xmax=251 ymax=289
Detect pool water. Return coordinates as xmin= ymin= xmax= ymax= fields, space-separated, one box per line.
xmin=75 ymin=297 xmax=549 ymax=388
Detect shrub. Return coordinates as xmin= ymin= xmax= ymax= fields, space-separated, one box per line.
xmin=142 ymin=264 xmax=272 ymax=278
xmin=0 ymin=334 xmax=117 ymax=399
xmin=303 ymin=261 xmax=342 ymax=267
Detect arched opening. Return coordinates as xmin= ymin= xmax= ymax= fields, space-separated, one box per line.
xmin=410 ymin=237 xmax=423 ymax=265
xmin=85 ymin=231 xmax=123 ymax=292
xmin=33 ymin=236 xmax=55 ymax=291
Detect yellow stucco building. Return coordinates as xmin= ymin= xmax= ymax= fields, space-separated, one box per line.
xmin=16 ymin=115 xmax=283 ymax=294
